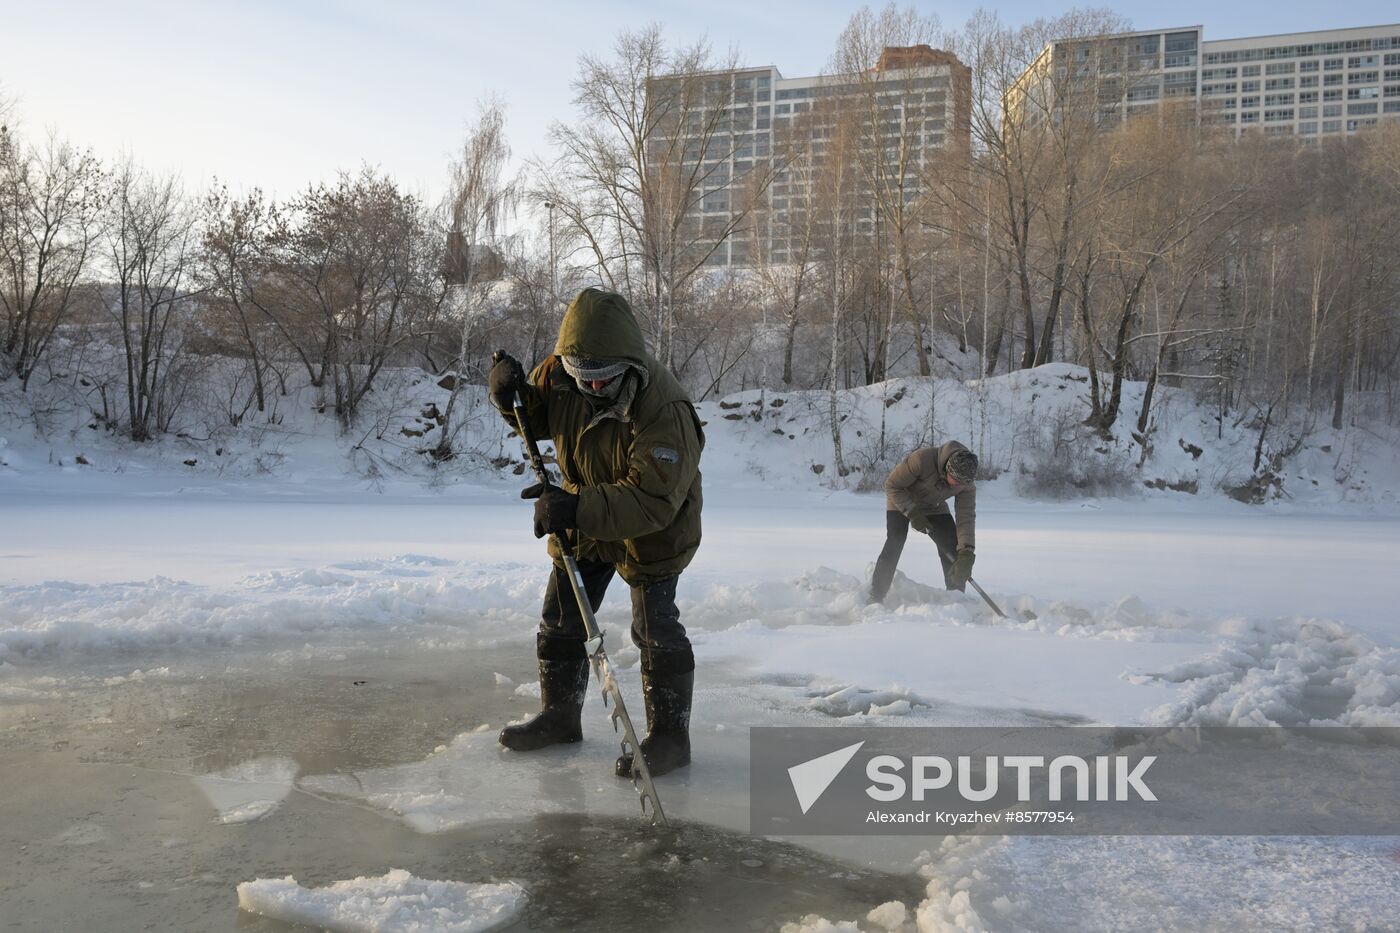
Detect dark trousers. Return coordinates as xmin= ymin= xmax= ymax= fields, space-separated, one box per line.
xmin=539 ymin=558 xmax=692 ymax=668
xmin=870 ymin=509 xmax=962 ymax=601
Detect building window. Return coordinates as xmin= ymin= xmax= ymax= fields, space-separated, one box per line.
xmin=1299 ymin=75 xmax=1319 ymax=88
xmin=1165 ymin=31 xmax=1197 ymax=52
xmin=1347 ymin=55 xmax=1379 ymax=68
xmin=1241 ymin=65 xmax=1261 ymax=77
xmin=1299 ymin=60 xmax=1320 ymax=73
xmin=1387 ymin=53 xmax=1400 ymax=66
xmin=1265 ymin=62 xmax=1295 ymax=75
xmin=1387 ymin=86 xmax=1400 ymax=97
xmin=1241 ymin=80 xmax=1260 ymax=93
xmin=1348 ymin=87 xmax=1380 ymax=100
xmin=1265 ymin=94 xmax=1294 ymax=107
xmin=1241 ymin=95 xmax=1260 ymax=109
xmin=1202 ymin=82 xmax=1236 ymax=96
xmin=1386 ymin=69 xmax=1400 ymax=82
xmin=1240 ymin=111 xmax=1259 ymax=123
xmin=1131 ymin=35 xmax=1161 ymax=56
xmin=1164 ymin=72 xmax=1196 ymax=96
xmin=1347 ymin=118 xmax=1378 ymax=131
xmin=1299 ymin=105 xmax=1318 ymax=118
xmin=1323 ymin=103 xmax=1343 ymax=117
xmin=1348 ymin=102 xmax=1379 ymax=115
xmin=1299 ymin=91 xmax=1318 ymax=103
xmin=1324 ymin=58 xmax=1343 ymax=71
xmin=1264 ymin=78 xmax=1294 ymax=91
xmin=1349 ymin=71 xmax=1379 ymax=85
xmin=1385 ymin=101 xmax=1400 ymax=113
xmin=1322 ymin=120 xmax=1343 ymax=132
xmin=1324 ymin=89 xmax=1342 ymax=101
xmin=1264 ymin=108 xmax=1294 ymax=122
xmin=1264 ymin=125 xmax=1293 ymax=136
xmin=1300 ymin=122 xmax=1319 ymax=134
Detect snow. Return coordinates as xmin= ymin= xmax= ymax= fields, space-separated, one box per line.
xmin=866 ymin=900 xmax=909 ymax=930
xmin=235 ymin=870 xmax=525 ymax=933
xmin=4 ymin=361 xmax=1400 ymax=930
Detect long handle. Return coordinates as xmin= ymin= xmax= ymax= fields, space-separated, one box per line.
xmin=934 ymin=542 xmax=1006 ymax=619
xmin=511 ymin=394 xmax=605 ymax=646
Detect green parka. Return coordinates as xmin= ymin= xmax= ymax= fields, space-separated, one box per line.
xmin=508 ymin=289 xmax=705 ymax=584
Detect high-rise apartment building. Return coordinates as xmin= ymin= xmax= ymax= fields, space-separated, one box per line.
xmin=1009 ymin=23 xmax=1400 ymax=138
xmin=648 ymin=46 xmax=971 ymax=268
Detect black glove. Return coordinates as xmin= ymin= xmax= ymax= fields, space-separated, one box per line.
xmin=521 ymin=482 xmax=579 ymax=538
xmin=489 ymin=352 xmax=526 ymax=413
xmin=948 ymin=547 xmax=975 ymax=587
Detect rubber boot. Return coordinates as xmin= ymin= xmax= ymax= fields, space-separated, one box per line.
xmin=499 ymin=634 xmax=590 ymax=752
xmin=616 ymin=649 xmax=693 ymax=778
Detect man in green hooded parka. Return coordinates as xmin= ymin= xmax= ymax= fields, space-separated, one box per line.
xmin=488 ymin=288 xmax=704 ymax=777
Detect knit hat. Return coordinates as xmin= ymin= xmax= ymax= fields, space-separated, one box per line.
xmin=561 ymin=355 xmax=631 ymax=385
xmin=946 ymin=449 xmax=978 ymax=485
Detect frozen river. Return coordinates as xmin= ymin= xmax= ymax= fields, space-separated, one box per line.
xmin=3 ymin=478 xmax=1400 ymax=930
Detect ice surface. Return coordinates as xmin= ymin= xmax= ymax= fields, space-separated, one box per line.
xmin=4 ymin=403 xmax=1400 ymax=930
xmin=193 ymin=756 xmax=300 ymax=824
xmin=235 ymin=870 xmax=525 ymax=932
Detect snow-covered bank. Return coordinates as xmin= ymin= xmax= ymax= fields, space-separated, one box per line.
xmin=5 ymin=358 xmax=1399 ymax=509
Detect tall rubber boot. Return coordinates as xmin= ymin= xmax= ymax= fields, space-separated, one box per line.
xmin=615 ymin=649 xmax=694 ymax=777
xmin=499 ymin=634 xmax=590 ymax=752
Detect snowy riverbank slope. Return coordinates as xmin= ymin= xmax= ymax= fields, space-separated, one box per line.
xmin=3 ymin=357 xmax=1398 ymax=507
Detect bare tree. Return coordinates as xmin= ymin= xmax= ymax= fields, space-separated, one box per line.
xmin=751 ymin=123 xmax=823 ymax=385
xmin=263 ymin=168 xmax=430 ymax=431
xmin=434 ymin=98 xmax=515 ymax=461
xmin=535 ymin=25 xmax=778 ymax=369
xmin=102 ymin=163 xmax=202 ymax=441
xmin=1084 ymin=119 xmax=1245 ymax=434
xmin=814 ymin=96 xmax=866 ymax=475
xmin=832 ymin=2 xmax=952 ymax=377
xmin=953 ymin=9 xmax=1131 ymax=371
xmin=202 ymin=185 xmax=277 ymax=416
xmin=0 ymin=131 xmax=104 ymax=387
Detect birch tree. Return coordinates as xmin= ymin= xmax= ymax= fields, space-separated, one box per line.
xmin=433 ymin=99 xmax=515 ymax=461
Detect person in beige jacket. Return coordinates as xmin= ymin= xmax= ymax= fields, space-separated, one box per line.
xmin=869 ymin=441 xmax=979 ymax=603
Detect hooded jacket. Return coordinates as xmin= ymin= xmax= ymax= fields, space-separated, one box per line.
xmin=884 ymin=441 xmax=977 ymax=549
xmin=507 ymin=288 xmax=704 ymax=584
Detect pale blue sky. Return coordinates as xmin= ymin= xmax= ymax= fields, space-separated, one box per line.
xmin=2 ymin=0 xmax=1396 ymax=204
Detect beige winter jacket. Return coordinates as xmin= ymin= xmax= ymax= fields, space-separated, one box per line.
xmin=883 ymin=441 xmax=976 ymax=549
